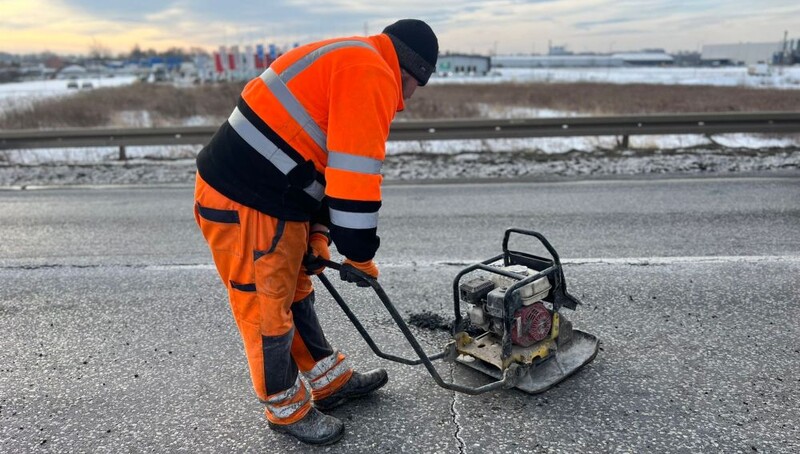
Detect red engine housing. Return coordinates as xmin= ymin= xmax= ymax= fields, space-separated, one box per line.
xmin=510 ymin=302 xmax=552 ymax=347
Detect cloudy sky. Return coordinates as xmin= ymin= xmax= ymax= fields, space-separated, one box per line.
xmin=1 ymin=0 xmax=797 ymax=56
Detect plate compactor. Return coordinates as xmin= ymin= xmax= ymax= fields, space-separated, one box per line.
xmin=313 ymin=228 xmax=599 ymax=395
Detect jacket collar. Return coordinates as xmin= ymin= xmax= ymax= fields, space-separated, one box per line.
xmin=369 ymin=33 xmax=406 ymax=112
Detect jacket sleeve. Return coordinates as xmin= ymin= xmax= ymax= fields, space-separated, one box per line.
xmin=324 ymin=60 xmax=398 ymax=261
xmin=310 ymin=197 xmax=331 ymax=229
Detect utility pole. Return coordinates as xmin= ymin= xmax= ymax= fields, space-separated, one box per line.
xmin=782 ymin=30 xmax=789 ymax=65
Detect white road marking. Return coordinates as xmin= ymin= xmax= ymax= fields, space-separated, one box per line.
xmin=146 ymin=255 xmax=800 ymax=271
xmin=391 ymin=255 xmax=800 ymax=267
xmin=562 ymin=255 xmax=800 ymax=265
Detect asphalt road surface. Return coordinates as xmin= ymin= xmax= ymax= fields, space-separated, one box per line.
xmin=1 ymin=175 xmax=798 ymax=453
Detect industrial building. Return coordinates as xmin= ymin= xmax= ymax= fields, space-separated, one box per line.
xmin=436 ymin=53 xmax=491 ymax=76
xmin=701 ymin=38 xmax=799 ymax=65
xmin=701 ymin=41 xmax=784 ymax=66
xmin=491 ymin=52 xmax=673 ymax=68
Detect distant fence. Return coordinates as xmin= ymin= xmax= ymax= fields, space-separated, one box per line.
xmin=1 ymin=112 xmax=798 ymax=160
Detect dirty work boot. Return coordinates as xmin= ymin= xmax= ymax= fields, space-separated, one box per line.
xmin=313 ymin=369 xmax=389 ymax=411
xmin=268 ymin=407 xmax=344 ymax=445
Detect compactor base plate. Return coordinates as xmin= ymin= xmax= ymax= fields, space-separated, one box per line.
xmin=455 ymin=330 xmax=599 ymax=394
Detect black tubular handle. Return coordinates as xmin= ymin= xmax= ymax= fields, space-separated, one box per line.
xmin=502 ymin=227 xmax=562 ymax=268
xmin=312 ymin=257 xmax=520 ymax=395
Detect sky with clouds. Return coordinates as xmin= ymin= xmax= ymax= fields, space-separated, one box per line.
xmin=1 ymin=0 xmax=798 ymax=56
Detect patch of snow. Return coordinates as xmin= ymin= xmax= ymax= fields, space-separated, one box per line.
xmin=0 ymin=145 xmax=202 ymax=165
xmin=430 ymin=67 xmax=800 ymax=90
xmin=3 ymin=133 xmax=799 ymax=167
xmin=182 ymin=115 xmax=222 ymax=127
xmin=385 ymin=133 xmax=800 ymax=156
xmin=2 ymin=67 xmax=799 ymax=186
xmin=386 ymin=136 xmax=620 ymax=155
xmin=111 ymin=110 xmax=155 ymax=128
xmin=628 ymin=135 xmax=712 ymax=149
xmin=703 ymin=133 xmax=800 ymax=148
xmin=2 ymin=66 xmax=797 ymax=118
xmin=472 ymin=104 xmax=585 ymax=119
xmin=0 ymin=76 xmax=139 ymax=113
xmin=106 ymin=111 xmax=222 ymax=128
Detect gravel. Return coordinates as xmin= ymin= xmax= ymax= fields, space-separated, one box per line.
xmin=1 ymin=145 xmax=798 ymax=188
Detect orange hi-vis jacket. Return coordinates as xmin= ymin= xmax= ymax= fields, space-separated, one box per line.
xmin=197 ymin=33 xmax=404 ymax=261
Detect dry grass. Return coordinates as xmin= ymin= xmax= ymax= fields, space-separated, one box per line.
xmin=2 ymin=80 xmax=799 ymax=130
xmin=0 ymin=82 xmax=244 ymax=129
xmin=401 ymin=83 xmax=800 ymax=119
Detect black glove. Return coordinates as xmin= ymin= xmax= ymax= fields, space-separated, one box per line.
xmin=339 ymin=259 xmax=378 ymax=287
xmin=301 ymin=230 xmax=330 ymax=275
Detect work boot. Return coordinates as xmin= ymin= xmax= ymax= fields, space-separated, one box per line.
xmin=313 ymin=368 xmax=389 ymax=411
xmin=268 ymin=407 xmax=344 ymax=445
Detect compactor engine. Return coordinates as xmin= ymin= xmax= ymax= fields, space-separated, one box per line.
xmin=460 ymin=265 xmax=555 ymax=347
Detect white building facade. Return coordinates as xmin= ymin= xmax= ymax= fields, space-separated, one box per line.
xmin=701 ymin=42 xmax=783 ymax=65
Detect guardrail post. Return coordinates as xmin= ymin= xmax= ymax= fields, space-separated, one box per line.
xmin=620 ymin=135 xmax=629 ymax=148
xmin=118 ymin=145 xmax=127 ymax=161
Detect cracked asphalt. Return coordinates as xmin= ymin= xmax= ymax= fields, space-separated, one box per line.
xmin=1 ymin=175 xmax=799 ymax=453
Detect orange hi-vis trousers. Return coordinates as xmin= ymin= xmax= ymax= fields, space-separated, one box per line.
xmin=193 ymin=173 xmax=353 ymax=425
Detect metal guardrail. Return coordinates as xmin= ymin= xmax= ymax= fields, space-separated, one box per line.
xmin=1 ymin=112 xmax=798 ymax=159
xmin=390 ymin=112 xmax=800 ymax=141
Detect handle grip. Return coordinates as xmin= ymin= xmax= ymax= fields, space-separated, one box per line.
xmin=305 ymin=256 xmax=378 ymax=288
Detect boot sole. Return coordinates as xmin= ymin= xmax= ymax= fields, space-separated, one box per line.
xmin=268 ymin=421 xmax=345 ymax=446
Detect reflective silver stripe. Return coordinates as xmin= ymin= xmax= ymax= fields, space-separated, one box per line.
xmin=269 ymin=391 xmax=310 ymax=419
xmin=266 ymin=376 xmax=302 ymax=405
xmin=261 ymin=68 xmax=328 ymax=152
xmin=308 ymin=358 xmax=350 ymax=391
xmin=330 ymin=209 xmax=379 ymax=229
xmin=328 ymin=150 xmax=382 ymax=175
xmin=279 ymin=40 xmax=376 ymax=82
xmin=228 ymin=107 xmax=296 ymax=174
xmin=305 ymin=180 xmax=325 ymax=200
xmin=302 ymin=352 xmax=341 ymax=381
xmin=228 ymin=107 xmax=324 ymax=201
xmin=258 ymin=40 xmax=379 ymax=154
xmin=266 ymin=376 xmax=310 ymax=419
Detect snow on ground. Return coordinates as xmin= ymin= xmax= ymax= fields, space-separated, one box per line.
xmin=0 ymin=76 xmax=139 ymax=113
xmin=1 ymin=64 xmax=799 ymax=111
xmin=431 ymin=66 xmax=800 ymax=89
xmin=473 ymin=104 xmax=587 ymax=119
xmin=1 ymin=67 xmax=799 ymax=186
xmin=1 ymin=148 xmax=797 ymax=188
xmin=1 ymin=100 xmax=798 ymax=185
xmin=1 ymin=135 xmax=798 ymax=187
xmin=384 ymin=133 xmax=800 ymax=155
xmin=3 ymin=133 xmax=798 ymax=166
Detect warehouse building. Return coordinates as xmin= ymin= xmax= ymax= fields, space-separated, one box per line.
xmin=436 ymin=53 xmax=491 ymax=76
xmin=491 ymin=52 xmax=673 ymax=68
xmin=701 ymin=41 xmax=783 ymax=66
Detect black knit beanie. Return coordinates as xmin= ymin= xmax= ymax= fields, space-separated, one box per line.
xmin=382 ymin=19 xmax=438 ymax=86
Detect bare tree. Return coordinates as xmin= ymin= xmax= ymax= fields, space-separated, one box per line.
xmin=88 ymin=38 xmax=111 ymax=60
xmin=130 ymin=44 xmax=145 ymax=60
xmin=189 ymin=47 xmax=210 ymax=58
